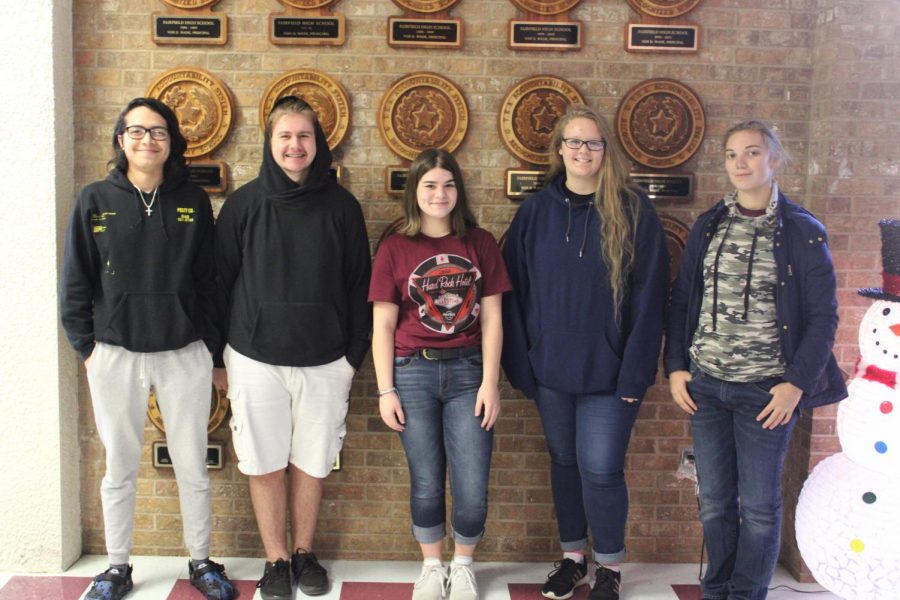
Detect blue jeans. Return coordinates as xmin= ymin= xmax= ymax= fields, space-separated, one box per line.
xmin=688 ymin=364 xmax=798 ymax=600
xmin=394 ymin=353 xmax=493 ymax=545
xmin=534 ymin=386 xmax=641 ymax=563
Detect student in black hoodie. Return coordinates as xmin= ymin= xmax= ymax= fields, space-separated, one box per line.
xmin=214 ymin=96 xmax=371 ymax=599
xmin=60 ymin=98 xmax=236 ymax=600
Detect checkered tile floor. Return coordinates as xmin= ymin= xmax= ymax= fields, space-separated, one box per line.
xmin=0 ymin=556 xmax=837 ymax=599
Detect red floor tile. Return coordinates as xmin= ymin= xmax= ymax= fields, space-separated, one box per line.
xmin=0 ymin=576 xmax=93 ymax=600
xmin=168 ymin=578 xmax=259 ymax=599
xmin=508 ymin=582 xmax=591 ymax=599
xmin=672 ymin=583 xmax=703 ymax=600
xmin=340 ymin=581 xmax=413 ymax=599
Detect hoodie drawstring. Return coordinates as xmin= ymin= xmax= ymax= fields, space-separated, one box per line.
xmin=742 ymin=227 xmax=759 ymax=321
xmin=710 ymin=214 xmax=735 ymax=332
xmin=564 ymin=197 xmax=593 ymax=258
xmin=711 ymin=214 xmax=760 ymax=330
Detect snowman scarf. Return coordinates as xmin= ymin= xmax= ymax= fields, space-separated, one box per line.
xmin=854 ymin=355 xmax=897 ymax=389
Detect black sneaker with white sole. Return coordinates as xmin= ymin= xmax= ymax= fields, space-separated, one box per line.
xmin=541 ymin=558 xmax=589 ymax=599
xmin=589 ymin=564 xmax=621 ymax=600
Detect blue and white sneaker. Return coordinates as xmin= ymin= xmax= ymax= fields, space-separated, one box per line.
xmin=85 ymin=565 xmax=133 ymax=600
xmin=189 ymin=560 xmax=237 ymax=600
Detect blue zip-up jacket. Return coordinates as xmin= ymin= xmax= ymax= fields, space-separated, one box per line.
xmin=501 ymin=174 xmax=669 ymax=400
xmin=664 ymin=191 xmax=847 ymax=409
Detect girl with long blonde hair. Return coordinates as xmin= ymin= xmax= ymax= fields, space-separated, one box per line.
xmin=502 ymin=104 xmax=669 ymax=600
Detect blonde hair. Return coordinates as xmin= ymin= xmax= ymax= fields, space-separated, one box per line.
xmin=265 ymin=95 xmax=318 ymax=139
xmin=548 ymin=104 xmax=640 ymax=318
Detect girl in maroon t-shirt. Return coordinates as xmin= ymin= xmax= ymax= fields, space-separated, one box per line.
xmin=369 ymin=149 xmax=511 ymax=600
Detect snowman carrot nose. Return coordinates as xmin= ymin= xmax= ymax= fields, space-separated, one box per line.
xmin=891 ymin=324 xmax=900 ymax=336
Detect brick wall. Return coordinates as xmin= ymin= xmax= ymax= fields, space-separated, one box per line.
xmin=73 ymin=0 xmax=896 ymax=566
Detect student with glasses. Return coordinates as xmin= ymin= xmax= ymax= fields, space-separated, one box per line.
xmin=60 ymin=97 xmax=236 ymax=600
xmin=502 ymin=104 xmax=669 ymax=600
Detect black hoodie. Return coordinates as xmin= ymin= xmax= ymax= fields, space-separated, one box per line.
xmin=60 ymin=169 xmax=220 ymax=360
xmin=214 ymin=121 xmax=371 ymax=369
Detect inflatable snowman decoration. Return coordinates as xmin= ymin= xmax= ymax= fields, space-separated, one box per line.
xmin=796 ymin=219 xmax=900 ymax=598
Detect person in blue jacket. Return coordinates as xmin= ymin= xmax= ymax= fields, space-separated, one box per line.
xmin=502 ymin=105 xmax=669 ymax=600
xmin=664 ymin=119 xmax=846 ymax=600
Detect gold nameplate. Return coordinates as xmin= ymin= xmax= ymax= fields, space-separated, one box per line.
xmin=270 ymin=0 xmax=346 ymax=46
xmin=508 ymin=0 xmax=582 ymax=51
xmin=152 ymin=0 xmax=227 ymax=45
xmin=388 ymin=0 xmax=463 ymax=49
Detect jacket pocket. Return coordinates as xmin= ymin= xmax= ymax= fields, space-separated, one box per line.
xmin=104 ymin=292 xmax=194 ymax=350
xmin=527 ymin=329 xmax=621 ymax=393
xmin=250 ymin=302 xmax=345 ymax=364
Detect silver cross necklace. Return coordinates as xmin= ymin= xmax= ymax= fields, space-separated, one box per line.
xmin=135 ymin=185 xmax=159 ymax=216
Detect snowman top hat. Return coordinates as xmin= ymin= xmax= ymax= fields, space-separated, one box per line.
xmin=859 ymin=219 xmax=900 ymax=301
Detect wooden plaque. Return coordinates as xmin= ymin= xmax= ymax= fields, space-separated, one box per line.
xmin=615 ymin=78 xmax=705 ymax=169
xmin=259 ymin=69 xmax=351 ymax=149
xmin=146 ymin=66 xmax=234 ymax=159
xmin=378 ymin=72 xmax=469 ymax=162
xmin=498 ymin=75 xmax=584 ymax=166
xmin=508 ymin=0 xmax=582 ymax=51
xmin=626 ymin=0 xmax=702 ymax=18
xmin=388 ymin=0 xmax=463 ymax=49
xmin=660 ymin=214 xmax=691 ymax=286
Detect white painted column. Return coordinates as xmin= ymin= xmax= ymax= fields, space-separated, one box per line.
xmin=0 ymin=0 xmax=79 ymax=571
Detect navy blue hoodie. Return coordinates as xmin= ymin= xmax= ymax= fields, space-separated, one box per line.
xmin=214 ymin=120 xmax=371 ymax=369
xmin=501 ymin=174 xmax=669 ymax=399
xmin=60 ymin=169 xmax=220 ymax=360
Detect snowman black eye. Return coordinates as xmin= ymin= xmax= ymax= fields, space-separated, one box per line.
xmin=884 ymin=307 xmax=892 ymax=316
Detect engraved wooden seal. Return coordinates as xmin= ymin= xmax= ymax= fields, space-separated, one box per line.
xmin=279 ymin=0 xmax=339 ymax=8
xmin=148 ymin=385 xmax=230 ymax=434
xmin=378 ymin=72 xmax=469 ymax=161
xmin=498 ymin=75 xmax=584 ymax=166
xmin=616 ymin=78 xmax=705 ymax=169
xmin=259 ymin=69 xmax=351 ymax=149
xmin=660 ymin=214 xmax=691 ymax=285
xmin=159 ymin=0 xmax=221 ymax=8
xmin=392 ymin=0 xmax=461 ymax=13
xmin=146 ymin=66 xmax=234 ymax=159
xmin=509 ymin=0 xmax=580 ymax=16
xmin=626 ymin=0 xmax=702 ymax=18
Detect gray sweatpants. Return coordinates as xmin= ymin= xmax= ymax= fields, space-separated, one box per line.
xmin=86 ymin=340 xmax=213 ymax=565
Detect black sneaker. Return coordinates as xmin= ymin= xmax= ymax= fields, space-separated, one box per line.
xmin=589 ymin=564 xmax=621 ymax=600
xmin=189 ymin=560 xmax=237 ymax=600
xmin=85 ymin=565 xmax=133 ymax=600
xmin=291 ymin=549 xmax=329 ymax=596
xmin=541 ymin=558 xmax=588 ymax=599
xmin=257 ymin=559 xmax=291 ymax=600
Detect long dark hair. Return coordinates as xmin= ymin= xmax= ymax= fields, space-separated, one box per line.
xmin=108 ymin=97 xmax=188 ymax=181
xmin=399 ymin=148 xmax=478 ymax=238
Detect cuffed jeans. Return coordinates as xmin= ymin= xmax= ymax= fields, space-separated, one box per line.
xmin=534 ymin=386 xmax=641 ymax=563
xmin=394 ymin=352 xmax=493 ymax=545
xmin=688 ymin=364 xmax=798 ymax=600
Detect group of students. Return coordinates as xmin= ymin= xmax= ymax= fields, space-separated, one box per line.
xmin=60 ymin=96 xmax=845 ymax=600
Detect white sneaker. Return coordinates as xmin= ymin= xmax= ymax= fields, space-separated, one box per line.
xmin=412 ymin=563 xmax=448 ymax=600
xmin=448 ymin=563 xmax=479 ymax=600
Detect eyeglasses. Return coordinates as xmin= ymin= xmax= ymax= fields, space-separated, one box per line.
xmin=562 ymin=138 xmax=606 ymax=151
xmin=124 ymin=125 xmax=170 ymax=141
